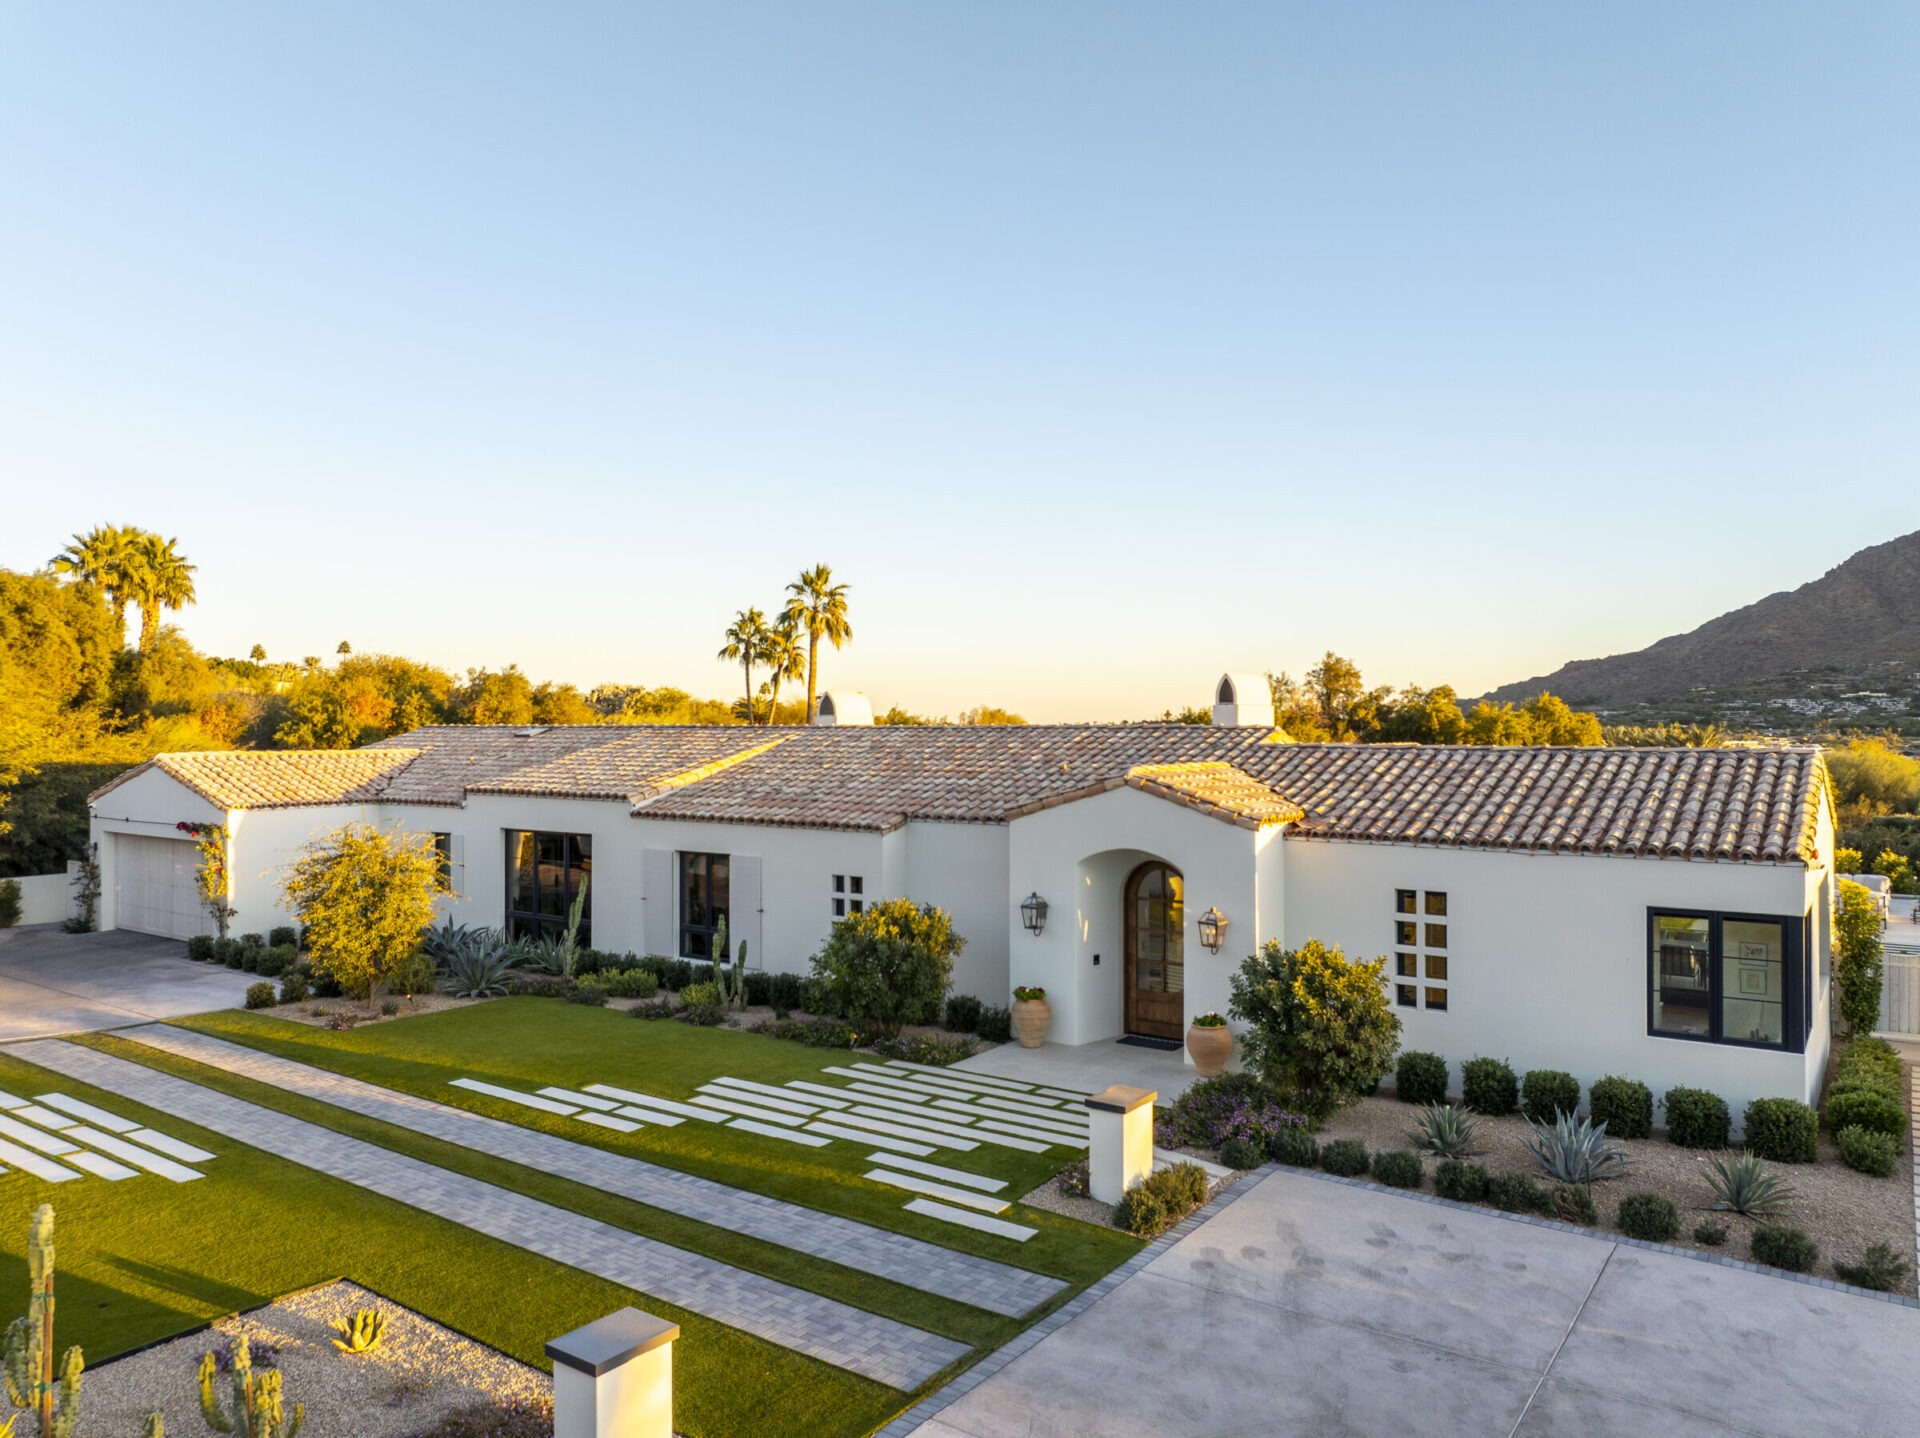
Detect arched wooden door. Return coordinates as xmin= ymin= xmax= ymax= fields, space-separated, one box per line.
xmin=1124 ymin=861 xmax=1185 ymax=1039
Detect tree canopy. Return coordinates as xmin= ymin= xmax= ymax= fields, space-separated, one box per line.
xmin=1262 ymin=653 xmax=1604 ymax=747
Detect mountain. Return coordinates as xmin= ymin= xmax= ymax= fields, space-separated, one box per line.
xmin=1484 ymin=531 xmax=1920 ymax=713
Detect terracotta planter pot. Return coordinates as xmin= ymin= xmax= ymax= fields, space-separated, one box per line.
xmin=1011 ymin=997 xmax=1052 ymax=1049
xmin=1186 ymin=1023 xmax=1232 ymax=1077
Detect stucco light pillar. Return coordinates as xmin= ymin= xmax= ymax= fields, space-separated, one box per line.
xmin=1086 ymin=1084 xmax=1157 ymax=1205
xmin=547 ymin=1307 xmax=679 ymax=1438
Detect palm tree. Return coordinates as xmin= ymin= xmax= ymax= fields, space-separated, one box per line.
xmin=125 ymin=532 xmax=197 ymax=651
xmin=783 ymin=563 xmax=852 ymax=722
xmin=717 ymin=608 xmax=773 ymax=725
xmin=50 ymin=524 xmax=138 ymax=640
xmin=761 ymin=616 xmax=808 ymax=725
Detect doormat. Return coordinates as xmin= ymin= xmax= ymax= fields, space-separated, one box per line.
xmin=1116 ymin=1035 xmax=1183 ymax=1051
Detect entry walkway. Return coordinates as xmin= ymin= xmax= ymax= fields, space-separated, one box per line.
xmin=906 ymin=1166 xmax=1920 ymax=1437
xmin=955 ymin=1036 xmax=1201 ymax=1100
xmin=12 ymin=1039 xmax=967 ymax=1389
xmin=0 ymin=928 xmax=255 ymax=1040
xmin=113 ymin=1023 xmax=1064 ymax=1318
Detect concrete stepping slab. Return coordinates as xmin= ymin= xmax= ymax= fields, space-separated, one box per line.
xmin=869 ymin=1155 xmax=1008 ymax=1193
xmin=785 ymin=1080 xmax=881 ymax=1107
xmin=125 ymin=1128 xmax=217 ymax=1164
xmin=977 ymin=1119 xmax=1086 ymax=1149
xmin=864 ymin=1169 xmax=1011 ymax=1214
xmin=1153 ymin=1147 xmax=1232 ymax=1180
xmin=730 ymin=1119 xmax=831 ymax=1147
xmin=614 ymin=1105 xmax=685 ymax=1127
xmin=583 ymin=1085 xmax=724 ymax=1122
xmin=850 ymin=1107 xmax=1049 ymax=1154
xmin=844 ymin=1082 xmax=945 ymax=1109
xmin=806 ymin=1123 xmax=937 ymax=1156
xmin=690 ymin=1096 xmax=805 ymax=1126
xmin=821 ymin=1069 xmax=945 ymax=1101
xmin=904 ymin=1198 xmax=1037 ymax=1242
xmin=841 ymin=1090 xmax=966 ymax=1124
xmin=0 ymin=1135 xmax=79 ymax=1182
xmin=450 ymin=1079 xmax=578 ymax=1115
xmin=14 ymin=1104 xmax=78 ymax=1130
xmin=848 ymin=1068 xmax=994 ymax=1102
xmin=577 ymin=1113 xmax=643 ymax=1134
xmin=0 ymin=1113 xmax=79 ymax=1156
xmin=717 ymin=1077 xmax=848 ymax=1109
xmin=64 ymin=1125 xmax=203 ymax=1182
xmin=883 ymin=1062 xmax=1044 ymax=1095
xmin=66 ymin=1151 xmax=140 ymax=1181
xmin=927 ymin=1099 xmax=1086 ymax=1136
xmin=0 ymin=1090 xmax=25 ymax=1109
xmin=1035 ymin=1088 xmax=1089 ymax=1103
xmin=539 ymin=1087 xmax=625 ymax=1112
xmin=821 ymin=1112 xmax=977 ymax=1151
xmin=37 ymin=1092 xmax=141 ymax=1133
xmin=976 ymin=1094 xmax=1085 ymax=1124
xmin=698 ymin=1084 xmax=819 ymax=1116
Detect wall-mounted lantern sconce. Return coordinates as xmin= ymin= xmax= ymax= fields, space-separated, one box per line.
xmin=1197 ymin=906 xmax=1228 ymax=954
xmin=1020 ymin=892 xmax=1049 ymax=936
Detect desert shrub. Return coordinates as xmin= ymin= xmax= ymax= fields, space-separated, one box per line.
xmin=628 ymin=998 xmax=677 ymax=1021
xmin=1114 ymin=1185 xmax=1167 ymax=1237
xmin=1268 ymin=1127 xmax=1319 ymax=1167
xmin=1406 ymin=1103 xmax=1479 ymax=1158
xmin=284 ymin=824 xmax=446 ymax=1001
xmin=1114 ymin=1161 xmax=1209 ymax=1237
xmin=1826 ymin=1089 xmax=1906 ymax=1140
xmin=1548 ymin=1184 xmax=1596 ymax=1226
xmin=1587 ymin=1075 xmax=1652 ymax=1139
xmin=0 ymin=879 xmax=19 ymax=929
xmin=1219 ymin=1137 xmax=1265 ymax=1170
xmin=975 ymin=1004 xmax=1013 ymax=1043
xmin=565 ymin=979 xmax=610 ymax=1006
xmin=1394 ymin=1051 xmax=1448 ymax=1105
xmin=809 ymin=899 xmax=964 ymax=1036
xmin=269 ymin=924 xmax=298 ymax=948
xmin=1521 ymin=1069 xmax=1580 ymax=1124
xmin=1161 ymin=1072 xmax=1307 ymax=1151
xmin=402 ymin=1398 xmax=553 ymax=1438
xmin=1834 ymin=1036 xmax=1903 ymax=1098
xmin=1705 ymin=1151 xmax=1792 ymax=1216
xmin=1460 ymin=1057 xmax=1518 ymax=1115
xmin=768 ymin=972 xmax=805 ymax=1012
xmin=1663 ymin=1087 xmax=1730 ymax=1149
xmin=260 ymin=943 xmax=298 ymax=978
xmin=1750 ymin=1224 xmax=1818 ymax=1273
xmin=870 ymin=1032 xmax=975 ymax=1066
xmin=1485 ymin=1172 xmax=1544 ymax=1213
xmin=389 ymin=948 xmax=437 ymax=999
xmin=240 ymin=932 xmax=266 ymax=957
xmin=1371 ymin=1150 xmax=1423 ymax=1189
xmin=1692 ymin=1219 xmax=1728 ymax=1246
xmin=748 ymin=1016 xmax=861 ymax=1048
xmin=1618 ymin=1193 xmax=1680 ymax=1242
xmin=213 ymin=937 xmax=242 ymax=968
xmin=507 ymin=976 xmax=576 ymax=999
xmin=310 ymin=966 xmax=343 ymax=998
xmin=187 ymin=934 xmax=215 ymax=962
xmin=326 ymin=1011 xmax=357 ymax=1030
xmin=604 ymin=968 xmax=660 ymax=999
xmin=1434 ymin=1160 xmax=1489 ymax=1202
xmin=1524 ymin=1111 xmax=1628 ymax=1184
xmin=1833 ymin=1242 xmax=1911 ymax=1292
xmin=1230 ymin=938 xmax=1400 ymax=1120
xmin=944 ymin=993 xmax=984 ymax=1034
xmin=244 ymin=981 xmax=277 ymax=1010
xmin=1319 ymin=1139 xmax=1368 ymax=1176
xmin=1743 ymin=1098 xmax=1818 ymax=1163
xmin=677 ymin=981 xmax=724 ymax=1026
xmin=1835 ymin=1125 xmax=1899 ymax=1177
xmin=381 ymin=998 xmax=400 ymax=1016
xmin=279 ymin=970 xmax=311 ymax=1004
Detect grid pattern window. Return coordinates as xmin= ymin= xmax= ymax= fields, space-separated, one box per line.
xmin=1393 ymin=890 xmax=1449 ymax=1010
xmin=1648 ymin=909 xmax=1802 ymax=1051
xmin=505 ymin=831 xmax=591 ymax=945
xmin=831 ymin=875 xmax=867 ymax=919
xmin=680 ymin=853 xmax=730 ymax=959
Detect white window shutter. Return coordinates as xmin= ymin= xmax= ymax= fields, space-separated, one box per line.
xmin=731 ymin=854 xmax=763 ymax=969
xmin=449 ymin=834 xmax=465 ymax=869
xmin=643 ymin=849 xmax=675 ymax=957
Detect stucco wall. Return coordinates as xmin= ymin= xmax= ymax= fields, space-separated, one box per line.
xmin=902 ymin=821 xmax=1011 ymax=1001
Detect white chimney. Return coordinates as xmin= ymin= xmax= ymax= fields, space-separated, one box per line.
xmin=1211 ymin=673 xmax=1275 ymax=727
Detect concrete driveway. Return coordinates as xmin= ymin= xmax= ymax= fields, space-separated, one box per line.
xmin=910 ymin=1167 xmax=1920 ymax=1438
xmin=0 ymin=926 xmax=257 ymax=1041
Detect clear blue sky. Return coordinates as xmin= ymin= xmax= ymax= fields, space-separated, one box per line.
xmin=2 ymin=3 xmax=1915 ymax=721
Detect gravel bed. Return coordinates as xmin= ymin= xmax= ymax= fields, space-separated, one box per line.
xmin=267 ymin=993 xmax=486 ymax=1028
xmin=1313 ymin=1094 xmax=1917 ymax=1291
xmin=82 ymin=1280 xmax=550 ymax=1437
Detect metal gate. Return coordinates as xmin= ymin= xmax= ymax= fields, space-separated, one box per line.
xmin=1877 ymin=945 xmax=1920 ymax=1037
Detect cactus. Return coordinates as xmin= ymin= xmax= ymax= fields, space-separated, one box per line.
xmin=197 ymin=1337 xmax=302 ymax=1438
xmin=3 ymin=1204 xmax=83 ymax=1438
xmin=328 ymin=1308 xmax=385 ymax=1355
xmin=143 ymin=1416 xmax=163 ymax=1438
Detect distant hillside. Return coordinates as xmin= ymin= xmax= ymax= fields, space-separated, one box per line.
xmin=1485 ymin=531 xmax=1920 ymax=714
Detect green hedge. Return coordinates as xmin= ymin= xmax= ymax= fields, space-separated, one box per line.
xmin=1520 ymin=1069 xmax=1579 ymax=1124
xmin=1588 ymin=1075 xmax=1652 ymax=1139
xmin=1743 ymin=1098 xmax=1818 ymax=1164
xmin=1663 ymin=1087 xmax=1730 ymax=1149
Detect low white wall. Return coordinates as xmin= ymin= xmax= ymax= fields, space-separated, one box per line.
xmin=7 ymin=869 xmax=77 ymax=927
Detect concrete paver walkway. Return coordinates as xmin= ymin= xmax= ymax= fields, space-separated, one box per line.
xmin=13 ymin=1038 xmax=968 ymax=1389
xmin=910 ymin=1167 xmax=1920 ymax=1437
xmin=0 ymin=928 xmax=255 ymax=1040
xmin=116 ymin=1023 xmax=1065 ymax=1318
xmin=954 ymin=1037 xmax=1202 ymax=1100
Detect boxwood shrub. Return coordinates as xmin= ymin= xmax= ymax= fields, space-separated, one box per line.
xmin=944 ymin=994 xmax=984 ymax=1034
xmin=1826 ymin=1089 xmax=1906 ymax=1140
xmin=1743 ymin=1097 xmax=1818 ymax=1164
xmin=1395 ymin=1051 xmax=1449 ymax=1106
xmin=1663 ymin=1086 xmax=1730 ymax=1149
xmin=1320 ymin=1139 xmax=1369 ymax=1177
xmin=268 ymin=925 xmax=297 ymax=949
xmin=1220 ymin=1137 xmax=1265 ymax=1171
xmin=1433 ymin=1160 xmax=1488 ymax=1202
xmin=244 ymin=981 xmax=277 ymax=1010
xmin=1460 ymin=1057 xmax=1518 ymax=1116
xmin=1521 ymin=1069 xmax=1579 ymax=1124
xmin=1750 ymin=1224 xmax=1818 ymax=1273
xmin=1114 ymin=1161 xmax=1210 ymax=1237
xmin=1588 ymin=1075 xmax=1652 ymax=1139
xmin=186 ymin=934 xmax=215 ymax=962
xmin=1267 ymin=1127 xmax=1319 ymax=1168
xmin=1371 ymin=1150 xmax=1423 ymax=1189
xmin=1485 ymin=1172 xmax=1544 ymax=1213
xmin=1617 ymin=1192 xmax=1679 ymax=1243
xmin=1835 ymin=1125 xmax=1899 ymax=1177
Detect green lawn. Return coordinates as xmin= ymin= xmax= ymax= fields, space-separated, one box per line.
xmin=0 ymin=1001 xmax=1135 ymax=1437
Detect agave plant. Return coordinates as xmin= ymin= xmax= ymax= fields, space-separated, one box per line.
xmin=1705 ymin=1151 xmax=1792 ymax=1217
xmin=1406 ymin=1103 xmax=1480 ymax=1158
xmin=418 ymin=916 xmax=475 ymax=974
xmin=444 ymin=931 xmax=515 ymax=998
xmin=520 ymin=935 xmax=574 ymax=978
xmin=1522 ymin=1111 xmax=1629 ymax=1184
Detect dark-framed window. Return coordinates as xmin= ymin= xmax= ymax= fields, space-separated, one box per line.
xmin=1647 ymin=909 xmax=1801 ymax=1052
xmin=505 ymin=831 xmax=591 ymax=944
xmin=831 ymin=874 xmax=867 ymax=919
xmin=432 ymin=833 xmax=453 ymax=886
xmin=681 ymin=852 xmax=730 ymax=959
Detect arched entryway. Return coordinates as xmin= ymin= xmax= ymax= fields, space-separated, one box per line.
xmin=1124 ymin=860 xmax=1184 ymax=1039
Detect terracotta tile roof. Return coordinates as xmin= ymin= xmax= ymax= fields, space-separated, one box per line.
xmin=1124 ymin=764 xmax=1306 ymax=829
xmin=365 ymin=725 xmax=634 ymax=804
xmin=460 ymin=730 xmax=792 ymax=803
xmin=89 ymin=748 xmax=423 ymax=811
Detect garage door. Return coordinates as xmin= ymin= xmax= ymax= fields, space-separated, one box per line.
xmin=114 ymin=835 xmax=213 ymax=940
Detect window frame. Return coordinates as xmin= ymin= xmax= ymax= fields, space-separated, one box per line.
xmin=679 ymin=851 xmax=731 ymax=959
xmin=503 ymin=830 xmax=591 ymax=946
xmin=1645 ymin=907 xmax=1803 ymax=1053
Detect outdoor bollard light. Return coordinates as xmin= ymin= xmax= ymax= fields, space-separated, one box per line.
xmin=547 ymin=1307 xmax=679 ymax=1438
xmin=1086 ymin=1085 xmax=1157 ymax=1204
xmin=1197 ymin=906 xmax=1228 ymax=954
xmin=1020 ymin=891 xmax=1048 ymax=935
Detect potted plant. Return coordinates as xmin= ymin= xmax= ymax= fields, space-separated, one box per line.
xmin=1186 ymin=1010 xmax=1231 ymax=1077
xmin=1011 ymin=985 xmax=1051 ymax=1048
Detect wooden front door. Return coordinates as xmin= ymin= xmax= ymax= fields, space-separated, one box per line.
xmin=1124 ymin=862 xmax=1185 ymax=1039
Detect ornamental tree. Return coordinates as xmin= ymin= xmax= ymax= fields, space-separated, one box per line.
xmin=1229 ymin=939 xmax=1401 ymax=1122
xmin=808 ymin=898 xmax=963 ymax=1036
xmin=1834 ymin=878 xmax=1884 ymax=1036
xmin=282 ymin=824 xmax=446 ymax=1008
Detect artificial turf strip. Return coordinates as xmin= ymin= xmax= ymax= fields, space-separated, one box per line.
xmin=0 ymin=1050 xmax=897 ymax=1438
xmin=171 ymin=1002 xmax=1138 ymax=1283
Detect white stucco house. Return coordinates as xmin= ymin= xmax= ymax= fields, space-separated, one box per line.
xmin=86 ymin=676 xmax=1837 ymax=1114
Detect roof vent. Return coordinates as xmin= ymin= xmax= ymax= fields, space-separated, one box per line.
xmin=813 ymin=691 xmax=874 ymax=727
xmin=1211 ymin=673 xmax=1275 ymax=728
xmin=514 ymin=726 xmax=551 ymax=738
